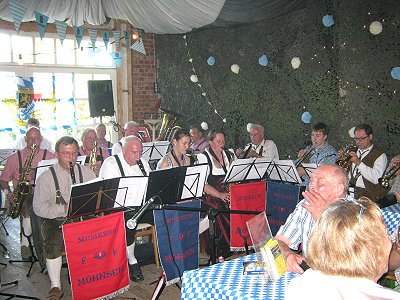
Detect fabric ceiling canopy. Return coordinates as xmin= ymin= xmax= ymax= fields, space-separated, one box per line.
xmin=0 ymin=0 xmax=312 ymax=34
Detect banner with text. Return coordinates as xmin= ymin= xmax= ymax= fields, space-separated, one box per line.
xmin=230 ymin=181 xmax=266 ymax=251
xmin=154 ymin=200 xmax=200 ymax=285
xmin=63 ymin=212 xmax=129 ymax=300
xmin=266 ymin=181 xmax=303 ymax=236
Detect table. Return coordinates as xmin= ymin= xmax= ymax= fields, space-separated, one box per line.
xmin=382 ymin=203 xmax=400 ymax=236
xmin=181 ymin=254 xmax=298 ymax=300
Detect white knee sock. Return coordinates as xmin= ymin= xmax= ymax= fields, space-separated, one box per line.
xmin=21 ymin=216 xmax=32 ymax=247
xmin=46 ymin=257 xmax=62 ymax=289
xmin=127 ymin=242 xmax=137 ymax=265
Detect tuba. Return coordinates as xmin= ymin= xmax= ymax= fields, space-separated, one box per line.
xmin=379 ymin=163 xmax=400 ymax=188
xmin=9 ymin=144 xmax=37 ymax=219
xmin=89 ymin=140 xmax=98 ymax=172
xmin=157 ymin=109 xmax=181 ymax=141
xmin=336 ymin=145 xmax=357 ymax=172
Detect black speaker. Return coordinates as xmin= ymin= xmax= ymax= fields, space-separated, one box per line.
xmin=88 ymin=80 xmax=115 ymax=117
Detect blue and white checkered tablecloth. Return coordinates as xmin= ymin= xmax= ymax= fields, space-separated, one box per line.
xmin=181 ymin=254 xmax=298 ymax=300
xmin=382 ymin=203 xmax=400 ymax=236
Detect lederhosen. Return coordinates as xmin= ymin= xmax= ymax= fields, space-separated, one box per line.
xmin=201 ymin=149 xmax=233 ymax=257
xmin=41 ymin=165 xmax=83 ymax=259
xmin=114 ymin=155 xmax=148 ymax=246
xmin=349 ymin=146 xmax=387 ymax=202
xmin=17 ymin=149 xmax=48 ymax=217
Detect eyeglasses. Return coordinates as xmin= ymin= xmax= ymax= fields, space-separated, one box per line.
xmin=353 ymin=136 xmax=369 ymax=142
xmin=59 ymin=151 xmax=78 ymax=156
xmin=340 ymin=197 xmax=366 ymax=223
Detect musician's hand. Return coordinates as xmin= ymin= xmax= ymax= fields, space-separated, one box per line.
xmin=391 ymin=155 xmax=400 ymax=166
xmin=396 ymin=192 xmax=400 ymax=202
xmin=348 ymin=151 xmax=360 ymax=165
xmin=218 ymin=192 xmax=230 ymax=204
xmin=297 ymin=149 xmax=306 ymax=160
xmin=302 ymin=189 xmax=329 ymax=221
xmin=248 ymin=150 xmax=260 ymax=158
xmin=236 ymin=148 xmax=243 ymax=157
xmin=297 ymin=167 xmax=306 ymax=177
xmin=285 ymin=252 xmax=305 ymax=274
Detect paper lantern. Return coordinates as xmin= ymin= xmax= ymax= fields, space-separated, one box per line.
xmin=190 ymin=75 xmax=198 ymax=83
xmin=291 ymin=57 xmax=301 ymax=69
xmin=348 ymin=127 xmax=356 ymax=138
xmin=231 ymin=64 xmax=240 ymax=74
xmin=258 ymin=55 xmax=268 ymax=66
xmin=322 ymin=15 xmax=334 ymax=27
xmin=201 ymin=122 xmax=208 ymax=130
xmin=391 ymin=67 xmax=400 ymax=80
xmin=301 ymin=112 xmax=312 ymax=124
xmin=207 ymin=56 xmax=215 ymax=66
xmin=369 ymin=21 xmax=383 ymax=35
xmin=247 ymin=123 xmax=252 ymax=132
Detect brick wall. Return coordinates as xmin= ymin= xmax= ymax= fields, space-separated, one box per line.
xmin=130 ymin=33 xmax=161 ymax=123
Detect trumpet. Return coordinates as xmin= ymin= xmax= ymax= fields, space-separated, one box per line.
xmin=379 ymin=163 xmax=400 ymax=188
xmin=336 ymin=145 xmax=357 ymax=172
xmin=295 ymin=146 xmax=315 ymax=168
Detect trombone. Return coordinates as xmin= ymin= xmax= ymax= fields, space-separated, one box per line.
xmin=379 ymin=163 xmax=400 ymax=188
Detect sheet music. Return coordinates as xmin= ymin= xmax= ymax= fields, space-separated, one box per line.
xmin=0 ymin=149 xmax=15 ymax=165
xmin=301 ymin=163 xmax=317 ymax=177
xmin=77 ymin=155 xmax=87 ymax=165
xmin=115 ymin=176 xmax=148 ymax=207
xmin=142 ymin=141 xmax=170 ymax=161
xmin=181 ymin=163 xmax=208 ymax=199
xmin=267 ymin=160 xmax=301 ymax=184
xmin=223 ymin=157 xmax=273 ymax=183
xmin=35 ymin=158 xmax=58 ymax=183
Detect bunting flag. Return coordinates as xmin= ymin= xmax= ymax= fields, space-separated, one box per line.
xmin=34 ymin=11 xmax=49 ymax=39
xmin=73 ymin=26 xmax=84 ymax=48
xmin=55 ymin=20 xmax=67 ymax=45
xmin=123 ymin=30 xmax=130 ymax=47
xmin=63 ymin=212 xmax=129 ymax=300
xmin=113 ymin=31 xmax=121 ymax=49
xmin=88 ymin=28 xmax=97 ymax=50
xmin=130 ymin=38 xmax=146 ymax=55
xmin=8 ymin=0 xmax=26 ymax=32
xmin=230 ymin=181 xmax=266 ymax=251
xmin=102 ymin=31 xmax=110 ymax=50
xmin=111 ymin=51 xmax=124 ymax=68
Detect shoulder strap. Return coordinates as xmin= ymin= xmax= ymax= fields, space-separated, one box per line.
xmin=107 ymin=141 xmax=111 ymax=148
xmin=49 ymin=166 xmax=66 ymax=205
xmin=118 ymin=141 xmax=122 ymax=147
xmin=114 ymin=155 xmax=125 ymax=177
xmin=204 ymin=151 xmax=213 ymax=175
xmin=42 ymin=149 xmax=48 ymax=160
xmin=99 ymin=148 xmax=104 ymax=162
xmin=17 ymin=150 xmax=23 ymax=173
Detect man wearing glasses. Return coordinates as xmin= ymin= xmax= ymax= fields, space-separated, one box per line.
xmin=99 ymin=136 xmax=151 ymax=282
xmin=33 ymin=136 xmax=96 ymax=300
xmin=1 ymin=126 xmax=55 ymax=260
xmin=348 ymin=123 xmax=387 ymax=201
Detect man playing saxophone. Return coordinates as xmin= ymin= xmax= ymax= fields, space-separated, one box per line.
xmin=33 ymin=136 xmax=96 ymax=300
xmin=0 ymin=126 xmax=55 ymax=259
xmin=295 ymin=123 xmax=337 ymax=186
xmin=78 ymin=128 xmax=110 ymax=177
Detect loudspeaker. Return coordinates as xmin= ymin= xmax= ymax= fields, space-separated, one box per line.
xmin=88 ymin=80 xmax=115 ymax=117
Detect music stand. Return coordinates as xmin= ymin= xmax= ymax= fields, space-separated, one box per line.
xmin=0 ymin=149 xmax=15 ymax=166
xmin=142 ymin=141 xmax=170 ymax=170
xmin=266 ymin=160 xmax=302 ymax=184
xmin=223 ymin=157 xmax=273 ymax=184
xmin=301 ymin=163 xmax=317 ymax=178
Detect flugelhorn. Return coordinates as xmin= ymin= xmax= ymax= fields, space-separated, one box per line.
xmin=336 ymin=145 xmax=357 ymax=172
xmin=295 ymin=146 xmax=315 ymax=168
xmin=379 ymin=163 xmax=400 ymax=188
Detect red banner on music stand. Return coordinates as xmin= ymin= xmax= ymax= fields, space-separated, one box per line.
xmin=62 ymin=212 xmax=129 ymax=300
xmin=230 ymin=181 xmax=266 ymax=251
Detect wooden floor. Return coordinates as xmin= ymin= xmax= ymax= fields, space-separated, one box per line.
xmin=0 ymin=216 xmax=181 ymax=300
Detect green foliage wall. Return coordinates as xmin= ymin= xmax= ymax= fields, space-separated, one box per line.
xmin=156 ymin=0 xmax=399 ymax=159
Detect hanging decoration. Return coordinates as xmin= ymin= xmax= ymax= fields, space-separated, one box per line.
xmin=88 ymin=28 xmax=97 ymax=49
xmin=102 ymin=31 xmax=110 ymax=49
xmin=113 ymin=31 xmax=121 ymax=49
xmin=258 ymin=55 xmax=268 ymax=66
xmin=130 ymin=38 xmax=146 ymax=55
xmin=301 ymin=111 xmax=312 ymax=124
xmin=34 ymin=11 xmax=49 ymax=40
xmin=322 ymin=15 xmax=335 ymax=27
xmin=8 ymin=0 xmax=26 ymax=33
xmin=369 ymin=21 xmax=383 ymax=35
xmin=231 ymin=64 xmax=240 ymax=74
xmin=111 ymin=52 xmax=124 ymax=68
xmin=190 ymin=75 xmax=198 ymax=83
xmin=55 ymin=20 xmax=67 ymax=45
xmin=348 ymin=127 xmax=356 ymax=138
xmin=207 ymin=56 xmax=215 ymax=66
xmin=246 ymin=123 xmax=252 ymax=132
xmin=201 ymin=122 xmax=208 ymax=130
xmin=73 ymin=26 xmax=84 ymax=48
xmin=291 ymin=57 xmax=301 ymax=69
xmin=391 ymin=67 xmax=400 ymax=80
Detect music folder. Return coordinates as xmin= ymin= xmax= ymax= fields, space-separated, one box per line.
xmin=145 ymin=163 xmax=208 ymax=205
xmin=266 ymin=160 xmax=302 ymax=184
xmin=223 ymin=157 xmax=273 ymax=184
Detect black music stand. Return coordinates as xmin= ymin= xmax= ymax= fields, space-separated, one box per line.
xmin=223 ymin=157 xmax=274 ymax=184
xmin=142 ymin=141 xmax=170 ymax=170
xmin=301 ymin=163 xmax=317 ymax=178
xmin=266 ymin=160 xmax=302 ymax=184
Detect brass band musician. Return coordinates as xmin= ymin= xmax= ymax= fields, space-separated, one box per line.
xmin=348 ymin=123 xmax=388 ymax=201
xmin=1 ymin=127 xmax=55 ymax=259
xmin=376 ymin=155 xmax=400 ymax=208
xmin=33 ymin=136 xmax=96 ymax=299
xmin=111 ymin=121 xmax=141 ymax=155
xmin=95 ymin=123 xmax=113 ymax=149
xmin=189 ymin=125 xmax=209 ymax=154
xmin=236 ymin=124 xmax=279 ymax=160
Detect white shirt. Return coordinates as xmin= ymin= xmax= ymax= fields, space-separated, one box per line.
xmin=351 ymin=145 xmax=387 ymax=188
xmin=285 ymin=269 xmax=400 ymax=300
xmin=243 ymin=139 xmax=279 ymax=160
xmin=14 ymin=135 xmax=53 ymax=151
xmin=99 ymin=152 xmax=151 ymax=179
xmin=111 ymin=138 xmax=124 ymax=156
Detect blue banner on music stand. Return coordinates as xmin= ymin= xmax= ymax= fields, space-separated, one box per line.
xmin=266 ymin=182 xmax=303 ymax=236
xmin=154 ymin=200 xmax=200 ymax=285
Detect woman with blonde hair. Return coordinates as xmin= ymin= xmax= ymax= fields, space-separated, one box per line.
xmin=285 ymin=197 xmax=399 ymax=300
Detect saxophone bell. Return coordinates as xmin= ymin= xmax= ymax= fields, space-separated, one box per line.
xmin=89 ymin=140 xmax=98 ymax=172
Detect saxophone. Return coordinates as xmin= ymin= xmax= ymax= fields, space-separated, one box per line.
xmin=9 ymin=144 xmax=37 ymax=219
xmin=89 ymin=140 xmax=98 ymax=172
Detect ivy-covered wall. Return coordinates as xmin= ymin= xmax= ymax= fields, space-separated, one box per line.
xmin=156 ymin=0 xmax=399 ymax=159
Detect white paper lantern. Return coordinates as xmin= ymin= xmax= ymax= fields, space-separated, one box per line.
xmin=369 ymin=21 xmax=383 ymax=35
xmin=190 ymin=75 xmax=198 ymax=83
xmin=201 ymin=122 xmax=208 ymax=130
xmin=231 ymin=64 xmax=240 ymax=74
xmin=291 ymin=57 xmax=301 ymax=69
xmin=348 ymin=127 xmax=356 ymax=138
xmin=246 ymin=123 xmax=252 ymax=132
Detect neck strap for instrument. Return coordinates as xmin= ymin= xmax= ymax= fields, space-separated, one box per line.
xmin=114 ymin=154 xmax=125 ymax=177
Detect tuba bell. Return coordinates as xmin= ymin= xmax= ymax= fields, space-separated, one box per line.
xmin=157 ymin=108 xmax=181 ymax=141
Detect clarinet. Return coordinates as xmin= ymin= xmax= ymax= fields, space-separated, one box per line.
xmin=136 ymin=159 xmax=147 ymax=176
xmin=69 ymin=162 xmax=77 ymax=184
